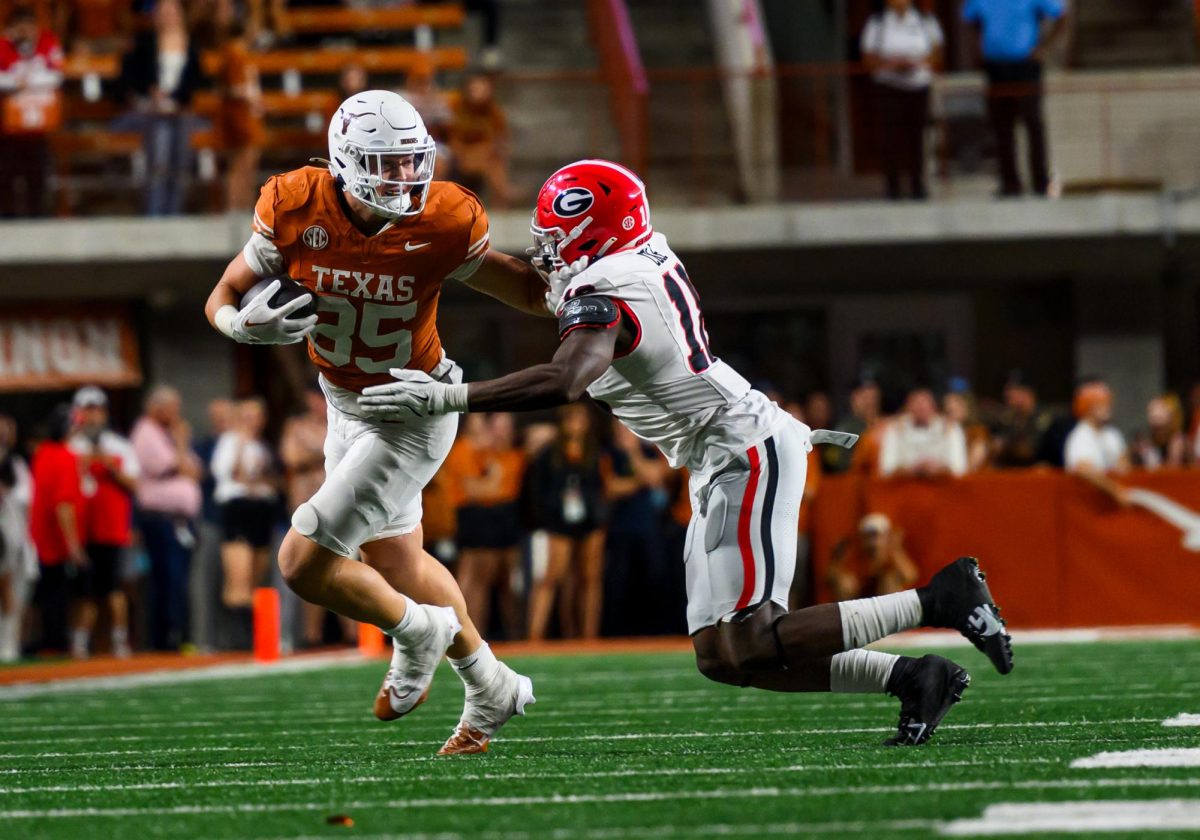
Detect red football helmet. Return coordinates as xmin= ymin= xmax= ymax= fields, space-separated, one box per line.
xmin=530 ymin=159 xmax=652 ymax=271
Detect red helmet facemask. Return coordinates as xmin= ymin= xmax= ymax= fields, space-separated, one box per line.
xmin=530 ymin=159 xmax=652 ymax=272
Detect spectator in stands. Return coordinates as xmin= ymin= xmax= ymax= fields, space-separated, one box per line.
xmin=860 ymin=0 xmax=944 ymax=200
xmin=825 ymin=378 xmax=882 ymax=474
xmin=68 ymin=386 xmax=139 ymax=659
xmin=465 ymin=0 xmax=501 ymax=69
xmin=1064 ymin=381 xmax=1129 ymax=504
xmin=131 ymin=384 xmax=202 ymax=650
xmin=0 ymin=414 xmax=35 ymax=662
xmin=601 ymin=419 xmax=670 ymax=636
xmin=804 ymin=391 xmax=833 ymax=431
xmin=0 ymin=6 xmax=64 ymax=217
xmin=401 ymin=55 xmax=451 ymax=141
xmin=989 ymin=375 xmax=1049 ymax=468
xmin=193 ymin=396 xmax=233 ymax=651
xmin=1133 ymin=394 xmax=1186 ymax=470
xmin=449 ymin=70 xmax=511 ymax=207
xmin=338 ymin=61 xmax=368 ymax=100
xmin=878 ymin=387 xmax=967 ymax=477
xmin=525 ymin=404 xmax=606 ymax=641
xmin=449 ymin=413 xmax=526 ymax=639
xmin=29 ymin=404 xmax=86 ymax=653
xmin=963 ymin=0 xmax=1067 ymax=197
xmin=280 ymin=384 xmax=348 ymax=647
xmin=114 ymin=0 xmax=206 ymax=215
xmin=943 ymin=389 xmax=989 ymax=473
xmin=211 ymin=397 xmax=277 ymax=650
xmin=826 ymin=512 xmax=918 ymax=601
xmin=217 ymin=18 xmax=264 ymax=211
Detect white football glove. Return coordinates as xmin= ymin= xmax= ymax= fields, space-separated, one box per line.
xmin=358 ymin=368 xmax=470 ymax=421
xmin=544 ymin=256 xmax=590 ymax=316
xmin=225 ymin=280 xmax=318 ymax=345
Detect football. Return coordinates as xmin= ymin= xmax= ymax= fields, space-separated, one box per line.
xmin=240 ymin=275 xmax=318 ymax=319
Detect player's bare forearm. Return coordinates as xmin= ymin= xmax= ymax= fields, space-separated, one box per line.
xmin=205 ymin=252 xmax=261 ymax=329
xmin=463 ymin=250 xmax=552 ymax=318
xmin=466 ymin=327 xmax=618 ymax=412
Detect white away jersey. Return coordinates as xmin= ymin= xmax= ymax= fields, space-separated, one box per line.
xmin=561 ymin=232 xmax=787 ymax=474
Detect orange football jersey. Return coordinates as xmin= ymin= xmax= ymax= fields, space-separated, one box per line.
xmin=249 ymin=166 xmax=489 ymax=392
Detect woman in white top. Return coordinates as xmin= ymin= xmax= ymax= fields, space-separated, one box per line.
xmin=860 ymin=0 xmax=944 ymax=199
xmin=211 ymin=398 xmax=278 ymax=647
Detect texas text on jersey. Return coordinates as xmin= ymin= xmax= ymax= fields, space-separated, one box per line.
xmin=244 ymin=166 xmax=489 ymax=392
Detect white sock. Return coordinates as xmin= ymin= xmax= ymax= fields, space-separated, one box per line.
xmin=0 ymin=613 xmax=17 ymax=662
xmin=383 ymin=596 xmax=432 ymax=648
xmin=450 ymin=642 xmax=500 ymax=690
xmin=112 ymin=626 xmax=128 ymax=647
xmin=70 ymin=627 xmax=89 ymax=656
xmin=829 ymin=649 xmax=900 ymax=693
xmin=837 ymin=590 xmax=922 ymax=650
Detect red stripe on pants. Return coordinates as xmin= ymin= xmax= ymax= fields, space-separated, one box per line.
xmin=735 ymin=445 xmax=762 ymax=610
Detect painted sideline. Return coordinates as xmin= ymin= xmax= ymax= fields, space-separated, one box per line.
xmin=1072 ymin=748 xmax=1200 ymax=769
xmin=1 ymin=625 xmax=1195 ymax=696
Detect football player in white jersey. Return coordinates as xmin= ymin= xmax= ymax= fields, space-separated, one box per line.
xmin=359 ymin=160 xmax=1014 ymax=745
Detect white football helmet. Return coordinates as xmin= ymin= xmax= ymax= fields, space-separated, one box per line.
xmin=327 ymin=90 xmax=436 ymax=219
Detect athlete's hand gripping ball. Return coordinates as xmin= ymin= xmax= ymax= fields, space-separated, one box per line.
xmin=230 ymin=278 xmax=318 ymax=345
xmin=358 ymin=368 xmax=469 ymax=421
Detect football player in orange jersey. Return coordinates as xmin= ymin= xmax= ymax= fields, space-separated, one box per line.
xmin=204 ymin=91 xmax=546 ymax=755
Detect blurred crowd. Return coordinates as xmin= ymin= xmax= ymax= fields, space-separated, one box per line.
xmin=0 ymin=0 xmax=510 ymax=216
xmin=1 ymin=370 xmax=1196 ymax=661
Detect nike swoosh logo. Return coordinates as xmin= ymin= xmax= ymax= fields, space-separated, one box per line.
xmin=405 ymin=242 xmax=430 ymax=251
xmin=967 ymin=605 xmax=1003 ymax=637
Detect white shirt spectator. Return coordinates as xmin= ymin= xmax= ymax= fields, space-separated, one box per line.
xmin=860 ymin=8 xmax=944 ymax=91
xmin=1065 ymin=422 xmax=1127 ymax=473
xmin=879 ymin=415 xmax=968 ymax=477
xmin=210 ymin=432 xmax=276 ymax=503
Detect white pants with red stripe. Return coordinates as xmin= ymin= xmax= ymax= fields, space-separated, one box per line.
xmin=683 ymin=417 xmax=811 ymax=635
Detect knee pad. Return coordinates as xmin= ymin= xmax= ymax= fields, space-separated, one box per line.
xmin=291 ymin=501 xmax=354 ymax=558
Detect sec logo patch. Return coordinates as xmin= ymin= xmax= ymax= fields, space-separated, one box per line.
xmin=303 ymin=225 xmax=329 ymax=250
xmin=622 ymin=215 xmax=635 ymax=231
xmin=552 ymin=187 xmax=594 ymax=218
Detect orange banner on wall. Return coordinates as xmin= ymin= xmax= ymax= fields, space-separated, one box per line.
xmin=811 ymin=470 xmax=1200 ymax=628
xmin=0 ymin=304 xmax=142 ymax=392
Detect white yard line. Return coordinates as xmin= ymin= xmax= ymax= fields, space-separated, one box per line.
xmin=1072 ymin=748 xmax=1200 ymax=768
xmin=940 ymin=799 xmax=1200 ymax=836
xmin=1164 ymin=713 xmax=1200 ymax=727
xmin=0 ymin=756 xmax=1060 ymax=796
xmin=0 ymin=716 xmax=1171 ymax=756
xmin=5 ymin=689 xmax=1196 ymax=734
xmin=4 ymin=778 xmax=1200 ymax=820
xmin=247 ymin=819 xmax=942 ymax=840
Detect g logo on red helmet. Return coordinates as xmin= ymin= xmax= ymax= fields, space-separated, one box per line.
xmin=552 ymin=187 xmax=594 ymax=218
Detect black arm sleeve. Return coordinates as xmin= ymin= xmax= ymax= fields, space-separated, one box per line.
xmin=558 ymin=295 xmax=620 ymax=341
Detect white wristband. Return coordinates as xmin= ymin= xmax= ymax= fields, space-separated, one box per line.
xmin=443 ymin=383 xmax=470 ymax=413
xmin=214 ymin=304 xmax=241 ymax=340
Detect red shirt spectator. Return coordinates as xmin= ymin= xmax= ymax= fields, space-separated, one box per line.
xmin=29 ymin=438 xmax=84 ymax=565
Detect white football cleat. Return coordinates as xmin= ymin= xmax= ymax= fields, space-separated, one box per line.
xmin=438 ymin=662 xmax=535 ymax=755
xmin=373 ymin=605 xmax=461 ymax=722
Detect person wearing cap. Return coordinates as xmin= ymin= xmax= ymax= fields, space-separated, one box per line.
xmin=827 ymin=512 xmax=918 ymax=602
xmin=989 ymin=374 xmax=1051 ymax=468
xmin=67 ymin=386 xmax=139 ymax=658
xmin=1064 ymin=382 xmax=1130 ymax=505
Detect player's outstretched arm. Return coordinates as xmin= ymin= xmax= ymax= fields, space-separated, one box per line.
xmin=358 ymin=324 xmax=619 ymax=420
xmin=461 ymin=250 xmax=555 ymax=318
xmin=205 ymin=252 xmax=262 ymax=329
xmin=466 ymin=325 xmax=619 ymax=412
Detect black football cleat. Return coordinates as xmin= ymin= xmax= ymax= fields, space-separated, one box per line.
xmin=884 ymin=654 xmax=970 ymax=746
xmin=919 ymin=557 xmax=1014 ymax=675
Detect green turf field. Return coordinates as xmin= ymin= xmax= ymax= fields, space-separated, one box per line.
xmin=1 ymin=638 xmax=1198 ymax=839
